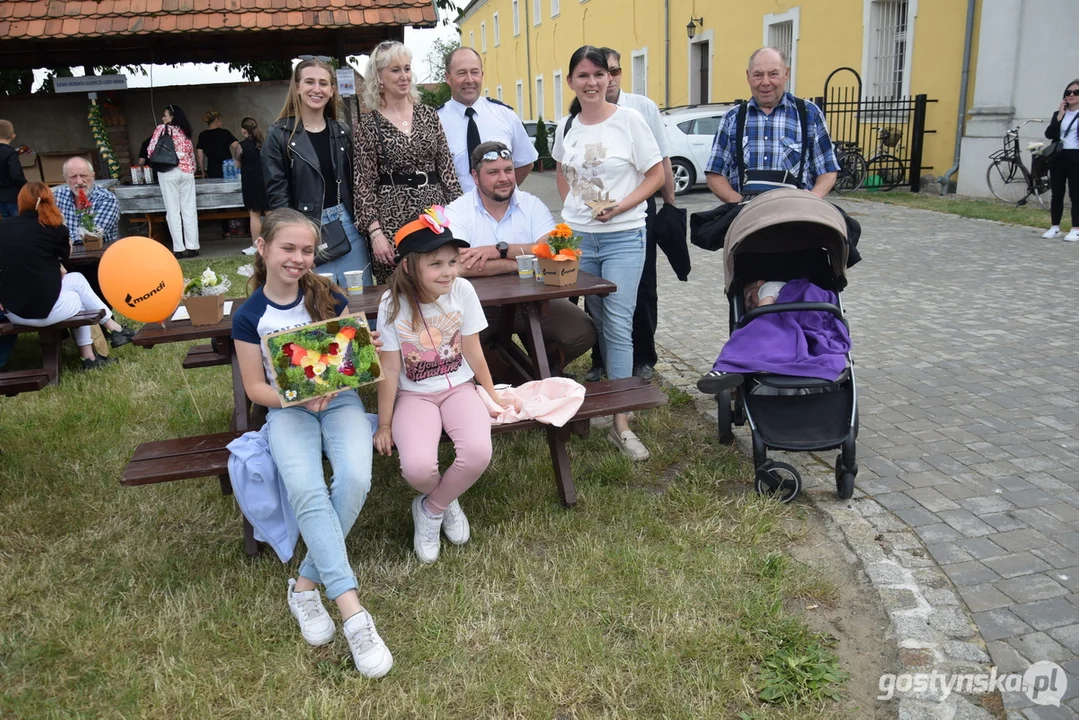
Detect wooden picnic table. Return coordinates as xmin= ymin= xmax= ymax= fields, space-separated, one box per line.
xmin=132 ymin=271 xmax=618 ymax=505
xmin=67 ymin=244 xmax=105 ymax=265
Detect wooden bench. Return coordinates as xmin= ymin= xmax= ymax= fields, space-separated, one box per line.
xmin=182 ymin=343 xmax=231 ymax=370
xmin=120 ymin=377 xmax=668 ymax=555
xmin=0 ymin=368 xmax=57 ymax=396
xmin=0 ymin=309 xmax=106 ymax=386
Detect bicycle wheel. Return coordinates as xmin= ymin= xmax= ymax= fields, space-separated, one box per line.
xmin=834 ymin=151 xmax=867 ymax=194
xmin=1031 ymin=167 xmax=1051 ymax=209
xmin=866 ymin=154 xmax=906 ymax=191
xmin=986 ymin=158 xmax=1030 ymax=204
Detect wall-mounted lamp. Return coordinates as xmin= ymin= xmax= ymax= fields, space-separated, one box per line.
xmin=686 ymin=16 xmax=704 ymax=40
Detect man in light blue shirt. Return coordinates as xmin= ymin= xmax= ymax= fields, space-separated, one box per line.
xmin=445 ymin=141 xmax=594 ymax=372
xmin=437 ymin=47 xmax=538 ymax=194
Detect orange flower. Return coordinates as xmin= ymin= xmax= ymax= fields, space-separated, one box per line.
xmin=531 ymin=242 xmax=555 ymax=259
xmin=551 ymin=223 xmax=573 ymax=239
xmin=553 ymin=249 xmax=581 ymax=261
xmin=338 ymin=326 xmax=357 ymax=339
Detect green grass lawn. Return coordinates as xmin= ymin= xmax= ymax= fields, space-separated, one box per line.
xmin=844 ymin=189 xmax=1069 ymax=231
xmin=0 ymin=257 xmax=856 ymax=718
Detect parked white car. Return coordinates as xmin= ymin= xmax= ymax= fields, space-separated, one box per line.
xmin=662 ymin=104 xmax=733 ymax=195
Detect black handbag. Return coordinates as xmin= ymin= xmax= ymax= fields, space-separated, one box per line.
xmin=149 ymin=127 xmax=179 ymax=173
xmin=315 ymin=178 xmax=351 ymax=266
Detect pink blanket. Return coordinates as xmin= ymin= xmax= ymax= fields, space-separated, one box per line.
xmin=475 ymin=378 xmax=586 ymax=427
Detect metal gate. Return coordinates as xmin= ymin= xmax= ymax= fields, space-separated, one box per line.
xmin=815 ymin=67 xmax=936 ymax=192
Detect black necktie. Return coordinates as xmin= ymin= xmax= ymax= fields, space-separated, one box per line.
xmin=465 ymin=107 xmax=481 ymax=162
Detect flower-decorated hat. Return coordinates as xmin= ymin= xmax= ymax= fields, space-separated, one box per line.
xmin=393 ymin=206 xmax=470 ymax=261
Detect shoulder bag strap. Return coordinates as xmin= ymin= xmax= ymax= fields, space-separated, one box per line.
xmin=795 ymin=97 xmax=811 ymax=186
xmin=735 ymin=101 xmax=748 ymax=189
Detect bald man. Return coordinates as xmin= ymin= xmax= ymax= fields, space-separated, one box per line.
xmin=52 ymin=156 xmax=120 ymax=243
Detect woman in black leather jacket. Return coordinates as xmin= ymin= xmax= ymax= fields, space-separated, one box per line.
xmin=262 ymin=58 xmax=372 ymax=287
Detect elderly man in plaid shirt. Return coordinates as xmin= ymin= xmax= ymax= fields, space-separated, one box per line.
xmin=53 ymin=157 xmax=120 ymax=244
xmin=706 ymin=48 xmax=838 ymax=202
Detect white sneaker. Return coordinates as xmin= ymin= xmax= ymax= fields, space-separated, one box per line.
xmin=1065 ymin=229 xmax=1079 ymax=242
xmin=442 ymin=498 xmax=470 ymax=545
xmin=608 ymin=426 xmax=651 ymax=462
xmin=287 ymin=578 xmax=335 ymax=647
xmin=411 ymin=495 xmax=442 ymax=563
xmin=343 ymin=609 xmax=393 ymax=678
xmin=1042 ymin=227 xmax=1062 ymax=239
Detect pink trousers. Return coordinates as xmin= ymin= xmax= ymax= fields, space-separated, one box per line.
xmin=392 ymin=381 xmax=492 ymax=514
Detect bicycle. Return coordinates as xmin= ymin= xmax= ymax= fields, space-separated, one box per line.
xmin=833 ymin=140 xmax=867 ymax=194
xmin=985 ymin=119 xmax=1051 ymax=207
xmin=863 ymin=126 xmax=906 ymax=191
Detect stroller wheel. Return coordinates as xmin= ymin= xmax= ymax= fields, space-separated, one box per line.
xmin=716 ymin=390 xmax=735 ymax=444
xmin=754 ymin=461 xmax=801 ymax=504
xmin=835 ymin=457 xmax=856 ymax=500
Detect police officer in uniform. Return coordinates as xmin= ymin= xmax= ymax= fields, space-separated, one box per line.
xmin=437 ymin=47 xmax=538 ymax=194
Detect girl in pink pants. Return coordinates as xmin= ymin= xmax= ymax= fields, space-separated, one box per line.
xmin=374 ymin=209 xmax=516 ymax=563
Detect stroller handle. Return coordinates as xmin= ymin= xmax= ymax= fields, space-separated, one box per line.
xmin=736 ymin=302 xmax=848 ymax=329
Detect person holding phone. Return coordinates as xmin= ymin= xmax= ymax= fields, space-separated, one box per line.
xmin=1042 ymin=79 xmax=1079 ymax=242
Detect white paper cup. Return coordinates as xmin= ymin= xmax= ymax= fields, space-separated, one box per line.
xmin=533 ymin=256 xmax=544 ymax=282
xmin=516 ymin=254 xmax=534 ymax=278
xmin=343 ymin=270 xmax=364 ymax=296
xmin=318 ymin=272 xmax=335 ymax=281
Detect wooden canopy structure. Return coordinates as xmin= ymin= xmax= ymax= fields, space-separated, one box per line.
xmin=0 ymin=0 xmax=438 ymax=70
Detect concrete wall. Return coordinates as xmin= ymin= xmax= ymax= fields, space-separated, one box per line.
xmin=958 ymin=0 xmax=1079 ymax=197
xmin=0 ymin=80 xmax=290 ymax=173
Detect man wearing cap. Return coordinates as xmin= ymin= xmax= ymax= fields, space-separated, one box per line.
xmin=437 ymin=47 xmax=538 ymax=194
xmin=444 ymin=141 xmax=595 ymax=373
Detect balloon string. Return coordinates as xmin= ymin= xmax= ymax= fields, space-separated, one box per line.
xmin=180 ymin=367 xmax=204 ymax=423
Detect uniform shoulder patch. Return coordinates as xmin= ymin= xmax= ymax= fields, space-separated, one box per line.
xmin=486 ymin=97 xmax=515 ymax=112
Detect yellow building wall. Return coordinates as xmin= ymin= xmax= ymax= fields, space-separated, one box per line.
xmin=459 ymin=0 xmax=975 ymax=179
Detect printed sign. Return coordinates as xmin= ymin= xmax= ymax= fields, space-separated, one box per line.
xmin=54 ymin=75 xmax=128 ymax=93
xmin=336 ymin=68 xmax=356 ymax=96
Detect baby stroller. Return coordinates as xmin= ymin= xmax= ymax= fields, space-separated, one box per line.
xmin=703 ymin=189 xmax=858 ymax=503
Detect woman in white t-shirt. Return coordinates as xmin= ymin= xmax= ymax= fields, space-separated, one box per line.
xmin=375 ymin=208 xmax=516 ymax=565
xmin=1043 ymin=79 xmax=1079 ymax=241
xmin=553 ymin=45 xmax=664 ymax=462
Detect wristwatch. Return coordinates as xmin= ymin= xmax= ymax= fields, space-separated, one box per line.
xmin=496 ymin=241 xmax=509 ymax=259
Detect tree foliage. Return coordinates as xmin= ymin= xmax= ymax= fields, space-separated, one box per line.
xmin=227 ymin=60 xmax=295 ymax=82
xmin=423 ymin=36 xmax=461 ymax=84
xmin=419 ymin=82 xmax=452 ymax=109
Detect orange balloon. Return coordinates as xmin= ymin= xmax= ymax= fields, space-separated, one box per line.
xmin=98 ymin=236 xmax=183 ymax=323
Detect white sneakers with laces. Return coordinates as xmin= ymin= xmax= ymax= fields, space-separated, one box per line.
xmin=1065 ymin=229 xmax=1079 ymax=242
xmin=412 ymin=494 xmax=443 ymax=563
xmin=441 ymin=498 xmax=470 ymax=545
xmin=1043 ymin=227 xmax=1062 ymax=239
xmin=608 ymin=426 xmax=651 ymax=461
xmin=287 ymin=578 xmax=335 ymax=647
xmin=343 ymin=609 xmax=394 ymax=679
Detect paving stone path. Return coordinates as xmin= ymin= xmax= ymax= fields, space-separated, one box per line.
xmin=658 ymin=190 xmax=1079 ymax=719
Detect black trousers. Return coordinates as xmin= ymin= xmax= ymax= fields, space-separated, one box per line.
xmin=590 ymin=196 xmax=659 ymax=370
xmin=1050 ymin=149 xmax=1079 ymax=226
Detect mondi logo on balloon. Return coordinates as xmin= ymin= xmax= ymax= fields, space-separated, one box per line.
xmin=125 ymin=281 xmax=168 ymax=309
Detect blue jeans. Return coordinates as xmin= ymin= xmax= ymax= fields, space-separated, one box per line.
xmin=317 ymin=204 xmax=372 ymax=288
xmin=0 ymin=202 xmax=18 ymax=218
xmin=265 ymin=391 xmax=373 ymax=600
xmin=577 ymin=226 xmax=646 ymax=381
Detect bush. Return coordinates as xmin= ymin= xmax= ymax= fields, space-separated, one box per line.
xmin=533 ymin=115 xmax=554 ymax=170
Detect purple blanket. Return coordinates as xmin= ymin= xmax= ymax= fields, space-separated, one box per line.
xmin=711 ymin=278 xmax=851 ymax=381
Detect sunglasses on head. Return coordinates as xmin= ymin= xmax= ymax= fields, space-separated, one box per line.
xmin=607 ymin=67 xmax=623 ymax=76
xmin=1066 ymin=89 xmax=1079 ymax=97
xmin=298 ymin=55 xmax=332 ymax=62
xmin=475 ymin=148 xmax=513 ymax=168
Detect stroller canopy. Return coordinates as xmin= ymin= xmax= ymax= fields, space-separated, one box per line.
xmin=723 ymin=188 xmax=849 ymax=293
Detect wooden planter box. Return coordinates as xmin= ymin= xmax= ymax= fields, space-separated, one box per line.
xmin=82 ymin=234 xmax=104 ymax=251
xmin=183 ymin=294 xmax=224 ymax=326
xmin=538 ymin=258 xmax=579 ymax=287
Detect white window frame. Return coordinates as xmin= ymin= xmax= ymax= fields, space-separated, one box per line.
xmin=484 ymin=88 xmax=490 ymax=97
xmin=763 ymin=8 xmax=799 ymax=95
xmin=480 ymin=22 xmax=487 ymax=53
xmin=469 ymin=30 xmax=475 ymax=49
xmin=551 ymin=0 xmax=560 ymax=18
xmin=493 ymin=12 xmax=500 ymax=47
xmin=687 ymin=29 xmax=713 ymax=105
xmin=516 ymin=80 xmax=524 ymax=119
xmin=630 ymin=47 xmax=648 ymax=96
xmin=861 ymin=0 xmax=917 ymax=99
xmin=512 ymin=0 xmax=520 ymax=36
xmin=533 ymin=0 xmax=541 ymax=26
xmin=552 ymin=69 xmax=563 ymax=120
xmin=497 ymin=84 xmax=503 ymax=102
xmin=535 ymin=74 xmax=545 ymax=120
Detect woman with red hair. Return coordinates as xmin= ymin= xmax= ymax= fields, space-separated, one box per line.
xmin=0 ymin=182 xmax=134 ymax=370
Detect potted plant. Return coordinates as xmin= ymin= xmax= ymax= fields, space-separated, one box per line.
xmin=532 ymin=223 xmax=582 ymax=286
xmin=74 ymin=188 xmax=104 ymax=250
xmin=183 ymin=268 xmax=232 ymax=325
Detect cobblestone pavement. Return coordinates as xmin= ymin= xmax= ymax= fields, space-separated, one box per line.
xmin=523 ymin=173 xmax=1079 ymax=717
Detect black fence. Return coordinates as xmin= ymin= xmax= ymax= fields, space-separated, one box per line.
xmin=813 ymin=68 xmax=937 ymax=192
